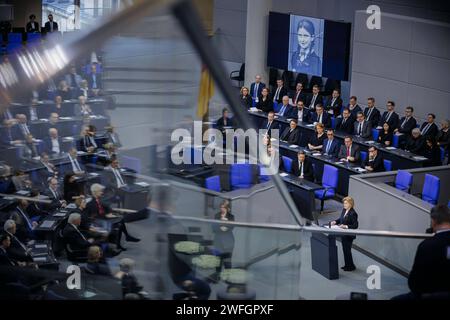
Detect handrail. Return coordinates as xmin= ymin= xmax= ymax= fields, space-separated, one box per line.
xmin=172 ymin=215 xmax=433 ymax=239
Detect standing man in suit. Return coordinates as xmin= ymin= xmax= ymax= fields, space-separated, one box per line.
xmin=347 ymin=96 xmax=362 ymax=120
xmin=306 ymin=85 xmax=323 ymax=110
xmin=393 ymin=205 xmax=450 ymax=299
xmin=363 ymin=97 xmax=381 ymax=129
xmin=353 ymin=112 xmax=372 ymax=139
xmin=277 ymin=96 xmax=294 ymax=118
xmin=419 ymin=113 xmax=439 ymax=139
xmin=338 ymin=136 xmax=360 ymax=163
xmin=262 ymin=111 xmax=279 ymax=138
xmin=291 ymin=151 xmax=314 ymax=182
xmin=324 ymin=89 xmax=343 ymax=118
xmin=44 ymin=14 xmax=58 ymax=33
xmin=272 ymin=79 xmax=288 ymax=104
xmin=322 ymin=129 xmax=340 ymax=157
xmin=250 ymin=75 xmax=265 ymax=104
xmin=291 ymin=82 xmax=306 ymax=106
xmin=26 ymin=14 xmax=40 ymax=33
xmin=280 ymin=119 xmax=301 ymax=145
xmin=379 ymin=101 xmax=399 ymax=130
xmin=293 ymin=100 xmax=310 ymax=124
xmin=335 ymin=108 xmax=354 ymax=134
xmin=363 ymin=146 xmax=385 ymax=172
xmin=310 ymin=104 xmax=331 ymax=128
xmin=330 ymin=197 xmax=359 ymax=271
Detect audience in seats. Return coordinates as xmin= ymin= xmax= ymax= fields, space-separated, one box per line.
xmin=255 ymin=87 xmax=273 ymax=113
xmin=363 ymin=97 xmax=380 ymax=129
xmin=378 ymin=101 xmax=399 ymax=130
xmin=338 ymin=136 xmax=360 ymax=163
xmin=308 ymin=123 xmax=326 ymax=151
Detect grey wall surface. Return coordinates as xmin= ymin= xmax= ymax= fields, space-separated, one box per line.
xmin=351 ymin=10 xmax=450 ymax=122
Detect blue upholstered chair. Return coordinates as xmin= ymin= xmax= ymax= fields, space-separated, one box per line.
xmin=383 ymin=159 xmax=392 ymax=172
xmin=395 ymin=170 xmax=413 ymax=192
xmin=314 ymin=164 xmax=338 ymax=212
xmin=282 ymin=156 xmax=293 ymax=173
xmin=205 ymin=175 xmax=221 ymax=192
xmin=422 ymin=174 xmax=440 ymax=205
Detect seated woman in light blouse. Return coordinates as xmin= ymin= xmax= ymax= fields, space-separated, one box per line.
xmin=378 ymin=122 xmax=393 ymax=146
xmin=308 ymin=123 xmax=326 ymax=151
xmin=239 ymin=86 xmax=252 ymax=109
xmin=330 ymin=196 xmax=359 ymax=271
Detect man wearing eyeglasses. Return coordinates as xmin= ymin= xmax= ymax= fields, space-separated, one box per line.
xmin=363 ymin=146 xmax=385 ymax=172
xmin=322 ymin=129 xmax=340 ymax=158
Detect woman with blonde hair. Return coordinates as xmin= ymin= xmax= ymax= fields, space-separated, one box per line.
xmin=239 ymin=86 xmax=252 ymax=109
xmin=308 ymin=123 xmax=326 ymax=151
xmin=330 ymin=196 xmax=359 ymax=271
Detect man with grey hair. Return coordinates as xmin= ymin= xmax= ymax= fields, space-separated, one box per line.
xmin=44 ymin=127 xmax=63 ymax=154
xmin=4 ymin=219 xmax=32 ymax=263
xmin=405 ymin=128 xmax=425 ymax=155
xmin=62 ymin=213 xmax=93 ymax=257
xmin=117 ymin=257 xmax=146 ymax=299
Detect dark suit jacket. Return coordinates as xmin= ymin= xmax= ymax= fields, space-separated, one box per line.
xmin=239 ymin=94 xmax=252 ymax=109
xmin=405 ymin=136 xmax=425 ymax=155
xmin=255 ymin=96 xmax=273 ymax=113
xmin=363 ymin=107 xmax=381 ymax=128
xmin=334 ymin=208 xmax=359 ymax=239
xmin=437 ymin=130 xmax=450 ymax=151
xmin=62 ymin=223 xmax=90 ymax=252
xmin=78 ymin=135 xmax=97 ymax=152
xmin=0 ymin=126 xmax=21 ymax=145
xmin=272 ymin=86 xmax=288 ymax=104
xmin=84 ymin=197 xmax=112 ymax=220
xmin=338 ymin=144 xmax=360 ymax=162
xmin=291 ymin=90 xmax=307 ymax=105
xmin=262 ymin=120 xmax=279 ymax=138
xmin=0 ymin=247 xmax=16 ymax=267
xmin=280 ymin=127 xmax=301 ymax=145
xmin=379 ymin=111 xmax=400 ymax=130
xmin=419 ymin=122 xmax=439 ymax=138
xmin=250 ymin=82 xmax=265 ymax=99
xmin=43 ymin=137 xmax=64 ymax=154
xmin=408 ymin=230 xmax=450 ymax=295
xmin=398 ymin=117 xmax=417 ymax=135
xmin=310 ymin=112 xmax=331 ymax=128
xmin=43 ymin=187 xmax=64 ymax=209
xmin=277 ymin=104 xmax=294 ymax=118
xmin=363 ymin=154 xmax=385 ymax=172
xmin=324 ymin=96 xmax=343 ymax=117
xmin=6 ymin=231 xmax=32 ymax=262
xmin=26 ymin=21 xmax=40 ymax=33
xmin=335 ymin=117 xmax=355 ymax=135
xmin=291 ymin=158 xmax=314 ymax=182
xmin=322 ymin=138 xmax=340 ymax=157
xmin=87 ymin=73 xmax=102 ymax=90
xmin=422 ymin=146 xmax=442 ymax=167
xmin=378 ymin=130 xmax=393 ymax=145
xmin=289 ymin=108 xmax=310 ymax=123
xmin=305 ymin=94 xmax=323 ymax=110
xmin=353 ymin=120 xmax=372 ymax=139
xmin=216 ymin=117 xmax=233 ymax=131
xmin=44 ymin=21 xmax=58 ymax=33
xmin=348 ymin=105 xmax=362 ymax=120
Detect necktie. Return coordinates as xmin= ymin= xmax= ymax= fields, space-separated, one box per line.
xmin=22 ymin=124 xmax=30 ymax=135
xmin=71 ymin=74 xmax=77 ymax=87
xmin=310 ymin=95 xmax=316 ymax=108
xmin=274 ymin=87 xmax=281 ymax=102
xmin=318 ymin=113 xmax=322 ymax=123
xmin=386 ymin=112 xmax=392 ymax=123
xmin=92 ymin=74 xmax=97 ymax=89
xmin=326 ymin=140 xmax=331 ymax=154
xmin=367 ymin=108 xmax=372 ymax=120
xmin=342 ymin=118 xmax=346 ymax=126
xmin=298 ymin=110 xmax=303 ymax=122
xmin=89 ymin=136 xmax=97 ymax=148
xmin=346 ymin=147 xmax=350 ymax=157
xmin=18 ymin=208 xmax=33 ymax=230
xmin=279 ymin=105 xmax=286 ymax=116
xmin=30 ymin=108 xmax=37 ymax=121
xmin=300 ymin=162 xmax=303 ymax=177
xmin=358 ymin=122 xmax=363 ymax=135
xmin=114 ymin=169 xmax=125 ymax=187
xmin=254 ymin=83 xmax=258 ymax=99
xmin=401 ymin=117 xmax=408 ymax=129
xmin=331 ymin=97 xmax=336 ymax=106
xmin=421 ymin=123 xmax=431 ymax=135
xmin=266 ymin=121 xmax=271 ymax=130
xmin=96 ymin=199 xmax=105 ymax=216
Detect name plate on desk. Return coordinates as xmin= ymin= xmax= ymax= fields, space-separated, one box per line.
xmin=249 ymin=108 xmax=260 ymax=112
xmin=289 ymin=144 xmax=299 ymax=148
xmin=312 ymin=153 xmax=322 ymax=157
xmin=279 ymin=172 xmax=289 ymax=177
xmin=40 ymin=220 xmax=56 ymax=228
xmin=135 ymin=182 xmax=150 ymax=187
xmin=413 ymin=156 xmax=428 ymax=161
xmin=355 ymin=167 xmax=367 ymax=173
xmin=53 ymin=212 xmax=66 ymax=217
xmin=385 ymin=147 xmax=397 ymax=150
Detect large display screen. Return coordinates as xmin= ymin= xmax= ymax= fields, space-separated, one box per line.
xmin=268 ymin=12 xmax=351 ymax=81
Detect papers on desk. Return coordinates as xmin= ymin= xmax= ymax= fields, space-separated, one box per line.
xmin=135 ymin=181 xmax=150 ymax=187
xmin=66 ymin=203 xmax=77 ymax=209
xmin=395 ymin=133 xmax=404 ymax=136
xmin=63 ymin=100 xmax=72 ymax=102
xmin=40 ymin=220 xmax=55 ymax=228
xmin=327 ymin=110 xmax=334 ymax=114
xmin=63 ymin=137 xmax=74 ymax=141
xmin=413 ymin=156 xmax=428 ymax=161
xmin=32 ymin=256 xmax=47 ymax=262
xmin=312 ymin=153 xmax=322 ymax=156
xmin=335 ymin=161 xmax=344 ymax=165
xmin=354 ymin=167 xmax=367 ymax=173
xmin=324 ymin=225 xmax=341 ymax=229
xmin=83 ymin=291 xmax=97 ymax=298
xmin=249 ymin=107 xmax=260 ymax=112
xmin=89 ymin=172 xmax=99 ymax=177
xmin=279 ymin=172 xmax=289 ymax=177
xmin=289 ymin=144 xmax=299 ymax=148
xmin=16 ymin=190 xmax=29 ymax=195
xmin=376 ymin=126 xmax=383 ymax=130
xmin=53 ymin=212 xmax=66 ymax=217
xmin=385 ymin=147 xmax=396 ymax=150
xmin=77 ymin=151 xmax=87 ymax=156
xmin=306 ymin=124 xmax=315 ymax=128
xmin=366 ymin=140 xmax=375 ymax=144
xmin=32 ymin=156 xmax=41 ymax=160
xmin=59 ymin=117 xmax=73 ymax=120
xmin=39 ymin=118 xmax=49 ymax=122
xmin=34 ymin=244 xmax=48 ymax=249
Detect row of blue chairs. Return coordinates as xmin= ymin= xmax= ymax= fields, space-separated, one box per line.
xmin=394 ymin=170 xmax=441 ymax=204
xmin=5 ymin=32 xmax=42 ymax=43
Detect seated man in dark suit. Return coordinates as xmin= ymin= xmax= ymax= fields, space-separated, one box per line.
xmin=338 ymin=136 xmax=360 ymax=163
xmin=378 ymin=100 xmax=399 ymax=130
xmin=280 ymin=119 xmax=301 ymax=145
xmin=216 ymin=108 xmax=233 ymax=132
xmin=63 ymin=213 xmax=93 ymax=258
xmin=419 ymin=113 xmax=439 ymax=139
xmin=353 ymin=112 xmax=372 ymax=139
xmin=44 ymin=128 xmax=63 ymax=155
xmin=347 ymin=96 xmax=362 ymax=120
xmin=78 ymin=125 xmax=98 ymax=153
xmin=43 ymin=177 xmax=67 ymax=209
xmin=324 ymin=89 xmax=343 ymax=118
xmin=291 ymin=151 xmax=314 ymax=182
xmin=405 ymin=128 xmax=425 ymax=155
xmin=290 ymin=82 xmax=306 ymax=106
xmin=9 ymin=199 xmax=37 ymax=242
xmin=335 ymin=108 xmax=355 ymax=135
xmin=362 ymin=146 xmax=385 ymax=172
xmin=305 ymin=85 xmax=323 ymax=110
xmin=394 ymin=205 xmax=450 ymax=299
xmin=3 ymin=219 xmax=33 ymax=263
xmin=15 ymin=114 xmax=33 ymax=141
xmin=322 ymin=129 xmax=340 ymax=157
xmin=310 ymin=104 xmax=331 ymax=128
xmin=261 ymin=111 xmax=279 ymax=138
xmin=0 ymin=119 xmax=22 ymax=146
xmin=291 ymin=100 xmax=310 ymax=124
xmin=277 ymin=96 xmax=294 ymax=118
xmin=395 ymin=106 xmax=417 ymax=136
